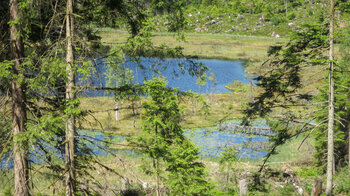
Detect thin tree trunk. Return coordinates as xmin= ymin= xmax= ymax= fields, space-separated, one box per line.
xmin=156 ymin=158 xmax=160 ymax=196
xmin=115 ymin=101 xmax=118 ymax=121
xmin=65 ymin=0 xmax=76 ymax=195
xmin=9 ymin=0 xmax=29 ymax=195
xmin=285 ymin=0 xmax=288 ymax=16
xmin=348 ymin=120 xmax=350 ymax=171
xmin=326 ymin=0 xmax=335 ymax=195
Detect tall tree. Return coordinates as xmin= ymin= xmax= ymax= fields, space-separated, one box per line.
xmin=326 ymin=0 xmax=335 ymax=194
xmin=9 ymin=0 xmax=29 ymax=195
xmin=65 ymin=0 xmax=76 ymax=195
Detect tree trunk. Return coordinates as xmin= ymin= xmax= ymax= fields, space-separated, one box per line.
xmin=65 ymin=0 xmax=76 ymax=195
xmin=239 ymin=179 xmax=249 ymax=196
xmin=9 ymin=0 xmax=29 ymax=195
xmin=348 ymin=120 xmax=350 ymax=171
xmin=311 ymin=178 xmax=322 ymax=196
xmin=326 ymin=0 xmax=335 ymax=195
xmin=115 ymin=101 xmax=118 ymax=121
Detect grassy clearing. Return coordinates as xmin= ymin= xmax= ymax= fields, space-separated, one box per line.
xmin=98 ymin=29 xmax=285 ymax=62
xmin=79 ymin=92 xmax=246 ymax=136
xmin=266 ymin=136 xmax=314 ymax=166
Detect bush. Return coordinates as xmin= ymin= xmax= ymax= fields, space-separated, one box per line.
xmin=334 ymin=167 xmax=350 ymax=194
xmin=276 ymin=183 xmax=295 ymax=196
xmin=2 ymin=187 xmax=12 ymax=196
xmin=287 ymin=12 xmax=296 ymax=20
xmin=270 ymin=15 xmax=286 ymax=26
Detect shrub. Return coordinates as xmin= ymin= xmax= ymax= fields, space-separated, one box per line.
xmin=287 ymin=12 xmax=296 ymax=20
xmin=334 ymin=167 xmax=350 ymax=194
xmin=270 ymin=15 xmax=286 ymax=26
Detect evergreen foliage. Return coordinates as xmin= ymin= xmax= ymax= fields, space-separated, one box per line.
xmin=134 ymin=78 xmax=212 ymax=195
xmin=313 ymin=29 xmax=350 ymax=170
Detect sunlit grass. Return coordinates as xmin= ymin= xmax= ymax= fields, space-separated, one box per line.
xmin=78 ymin=93 xmax=246 ymax=136
xmin=97 ymin=29 xmax=284 ymax=62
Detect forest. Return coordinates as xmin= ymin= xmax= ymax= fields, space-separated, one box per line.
xmin=1 ymin=0 xmax=350 ymax=195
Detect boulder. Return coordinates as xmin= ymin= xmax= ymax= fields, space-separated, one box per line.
xmin=237 ymin=14 xmax=244 ymax=20
xmin=195 ymin=27 xmax=201 ymax=32
xmin=258 ymin=14 xmax=265 ymax=22
xmin=205 ymin=20 xmax=217 ymax=25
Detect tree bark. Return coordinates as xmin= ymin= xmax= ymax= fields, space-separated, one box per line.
xmin=326 ymin=0 xmax=335 ymax=195
xmin=239 ymin=179 xmax=249 ymax=196
xmin=348 ymin=120 xmax=350 ymax=171
xmin=311 ymin=178 xmax=322 ymax=196
xmin=65 ymin=0 xmax=76 ymax=195
xmin=9 ymin=0 xmax=29 ymax=195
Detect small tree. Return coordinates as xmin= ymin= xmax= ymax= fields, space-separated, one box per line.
xmin=134 ymin=78 xmax=212 ymax=195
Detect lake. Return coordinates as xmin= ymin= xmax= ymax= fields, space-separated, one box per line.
xmin=0 ymin=122 xmax=270 ymax=169
xmin=1 ymin=58 xmax=265 ymax=169
xmin=79 ymin=58 xmax=251 ymax=96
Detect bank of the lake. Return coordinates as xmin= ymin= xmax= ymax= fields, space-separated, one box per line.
xmin=79 ymin=93 xmax=246 ymax=136
xmin=98 ymin=29 xmax=285 ymax=73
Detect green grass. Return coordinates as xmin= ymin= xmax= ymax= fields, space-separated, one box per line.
xmin=98 ymin=29 xmax=285 ymax=63
xmin=266 ymin=135 xmax=314 ymax=166
xmin=79 ymin=93 xmax=246 ymax=136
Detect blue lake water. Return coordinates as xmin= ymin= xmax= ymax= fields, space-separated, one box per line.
xmin=1 ymin=123 xmax=270 ymax=169
xmin=1 ymin=58 xmax=265 ymax=169
xmin=79 ymin=58 xmax=251 ymax=96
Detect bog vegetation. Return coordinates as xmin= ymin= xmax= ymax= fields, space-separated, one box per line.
xmin=1 ymin=0 xmax=350 ymax=196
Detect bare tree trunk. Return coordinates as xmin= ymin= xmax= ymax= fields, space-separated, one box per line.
xmin=156 ymin=158 xmax=160 ymax=196
xmin=348 ymin=120 xmax=350 ymax=171
xmin=285 ymin=0 xmax=288 ymax=16
xmin=311 ymin=178 xmax=322 ymax=196
xmin=9 ymin=0 xmax=29 ymax=195
xmin=326 ymin=0 xmax=335 ymax=195
xmin=115 ymin=101 xmax=119 ymax=121
xmin=65 ymin=0 xmax=76 ymax=195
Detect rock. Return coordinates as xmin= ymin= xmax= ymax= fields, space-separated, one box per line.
xmin=205 ymin=20 xmax=217 ymax=25
xmin=195 ymin=27 xmax=208 ymax=32
xmin=237 ymin=14 xmax=244 ymax=20
xmin=294 ymin=26 xmax=301 ymax=30
xmin=258 ymin=14 xmax=265 ymax=22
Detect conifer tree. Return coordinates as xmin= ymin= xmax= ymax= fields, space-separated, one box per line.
xmin=9 ymin=0 xmax=29 ymax=195
xmin=134 ymin=78 xmax=212 ymax=195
